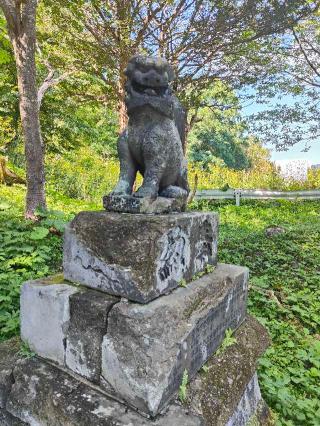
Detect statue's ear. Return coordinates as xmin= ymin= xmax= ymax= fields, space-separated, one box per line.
xmin=167 ymin=65 xmax=175 ymax=82
xmin=125 ymin=62 xmax=135 ymax=78
xmin=125 ymin=55 xmax=141 ymax=78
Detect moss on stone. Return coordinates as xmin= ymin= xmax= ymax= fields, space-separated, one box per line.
xmin=40 ymin=274 xmax=84 ymax=289
xmin=183 ymin=290 xmax=208 ymax=319
xmin=185 ymin=315 xmax=271 ymax=426
xmin=42 ymin=274 xmax=66 ymax=285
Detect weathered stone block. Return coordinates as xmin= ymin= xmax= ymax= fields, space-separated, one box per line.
xmin=103 ymin=194 xmax=186 ymax=214
xmin=101 ymin=263 xmax=248 ymax=416
xmin=20 ymin=277 xmax=121 ymax=383
xmin=0 ymin=316 xmax=270 ymax=425
xmin=65 ymin=289 xmax=118 ymax=383
xmin=6 ymin=357 xmax=202 ymax=426
xmin=0 ymin=338 xmax=21 ymax=409
xmin=186 ymin=315 xmax=271 ymax=426
xmin=0 ymin=409 xmax=27 ymax=425
xmin=225 ymin=373 xmax=262 ymax=426
xmin=63 ymin=211 xmax=218 ymax=303
xmin=20 ymin=277 xmax=79 ymax=365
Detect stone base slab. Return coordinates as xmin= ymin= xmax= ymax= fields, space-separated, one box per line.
xmin=63 ymin=211 xmax=218 ymax=303
xmin=0 ymin=316 xmax=270 ymax=425
xmin=6 ymin=357 xmax=201 ymax=426
xmin=0 ymin=409 xmax=26 ymax=425
xmin=103 ymin=194 xmax=187 ymax=214
xmin=226 ymin=373 xmax=262 ymax=426
xmin=0 ymin=338 xmax=21 ymax=410
xmin=186 ymin=315 xmax=271 ymax=425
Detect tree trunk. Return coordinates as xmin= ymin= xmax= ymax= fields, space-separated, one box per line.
xmin=118 ymin=96 xmax=128 ymax=133
xmin=1 ymin=0 xmax=46 ymax=218
xmin=14 ymin=39 xmax=46 ymax=217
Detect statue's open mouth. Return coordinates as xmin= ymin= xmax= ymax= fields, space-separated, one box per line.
xmin=132 ymin=80 xmax=168 ymax=96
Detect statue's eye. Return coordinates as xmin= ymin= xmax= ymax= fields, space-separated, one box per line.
xmin=139 ymin=64 xmax=149 ymax=73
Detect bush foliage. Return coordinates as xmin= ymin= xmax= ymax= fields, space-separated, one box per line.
xmin=42 ymin=148 xmax=320 ymax=202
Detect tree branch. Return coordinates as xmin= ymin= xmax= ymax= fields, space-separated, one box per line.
xmin=292 ymin=28 xmax=320 ymax=79
xmin=38 ymin=62 xmax=73 ymax=108
xmin=0 ymin=0 xmax=19 ymax=35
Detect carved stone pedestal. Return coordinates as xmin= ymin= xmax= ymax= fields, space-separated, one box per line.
xmin=0 ymin=209 xmax=271 ymax=425
xmin=63 ymin=211 xmax=218 ymax=303
xmin=103 ymin=194 xmax=187 ymax=214
xmin=20 ymin=262 xmax=248 ymax=416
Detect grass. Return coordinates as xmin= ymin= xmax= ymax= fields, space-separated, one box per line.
xmin=0 ymin=185 xmax=319 ymax=425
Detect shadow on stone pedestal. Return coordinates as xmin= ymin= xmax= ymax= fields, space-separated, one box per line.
xmin=0 ymin=316 xmax=271 ymax=426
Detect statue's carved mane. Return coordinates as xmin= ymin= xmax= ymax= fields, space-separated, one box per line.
xmin=124 ymin=55 xmax=186 ymax=149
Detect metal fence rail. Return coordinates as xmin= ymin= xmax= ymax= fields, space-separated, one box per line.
xmin=195 ymin=189 xmax=320 ymax=206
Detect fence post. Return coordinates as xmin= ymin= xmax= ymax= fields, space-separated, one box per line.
xmin=234 ymin=190 xmax=241 ymax=206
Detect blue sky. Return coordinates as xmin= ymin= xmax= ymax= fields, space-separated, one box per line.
xmin=268 ymin=140 xmax=320 ymax=165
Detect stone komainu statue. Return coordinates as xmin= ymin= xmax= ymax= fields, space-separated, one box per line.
xmin=112 ymin=55 xmax=189 ymax=201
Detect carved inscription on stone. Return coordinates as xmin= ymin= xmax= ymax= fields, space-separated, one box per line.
xmin=101 ymin=264 xmax=248 ymax=416
xmin=156 ymin=227 xmax=190 ymax=291
xmin=64 ymin=211 xmax=218 ymax=303
xmin=161 ymin=272 xmax=248 ymax=407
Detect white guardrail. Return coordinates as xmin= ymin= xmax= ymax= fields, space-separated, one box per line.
xmin=194 ymin=189 xmax=320 ymax=206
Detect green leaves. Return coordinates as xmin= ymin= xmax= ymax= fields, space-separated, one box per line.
xmin=0 ymin=202 xmax=10 ymax=210
xmin=30 ymin=227 xmax=50 ymax=240
xmin=215 ymin=328 xmax=237 ymax=356
xmin=178 ymin=369 xmax=189 ymax=403
xmin=18 ymin=342 xmax=36 ymax=359
xmin=0 ymin=49 xmax=11 ymax=65
xmin=0 ymin=187 xmax=74 ymax=342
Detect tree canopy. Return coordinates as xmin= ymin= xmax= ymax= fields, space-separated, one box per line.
xmin=0 ymin=0 xmax=319 ymax=216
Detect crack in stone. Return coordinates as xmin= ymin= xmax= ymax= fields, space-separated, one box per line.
xmin=73 ymin=254 xmax=144 ymax=301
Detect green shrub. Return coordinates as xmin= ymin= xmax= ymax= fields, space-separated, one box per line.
xmin=46 ymin=147 xmax=120 ymax=200
xmin=45 ymin=147 xmax=320 ymax=203
xmin=0 ymin=185 xmax=98 ymax=341
xmin=189 ymin=163 xmax=320 ymax=191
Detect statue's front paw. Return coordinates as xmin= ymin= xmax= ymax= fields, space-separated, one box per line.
xmin=111 ymin=181 xmax=132 ymax=196
xmin=111 ymin=190 xmax=128 ymax=196
xmin=133 ymin=186 xmax=157 ymax=199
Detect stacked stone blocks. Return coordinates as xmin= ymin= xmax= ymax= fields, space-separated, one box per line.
xmin=9 ymin=209 xmax=269 ymax=425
